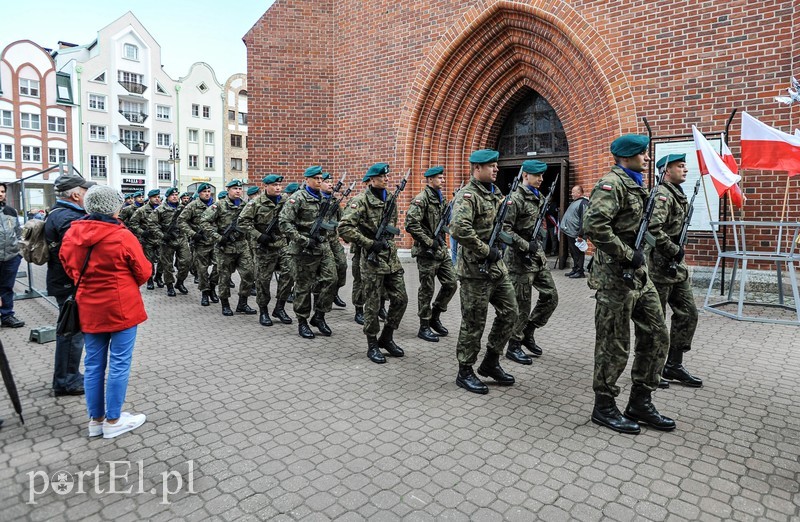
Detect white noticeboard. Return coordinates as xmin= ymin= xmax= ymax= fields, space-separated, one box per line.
xmin=654 ymin=138 xmax=722 ymax=232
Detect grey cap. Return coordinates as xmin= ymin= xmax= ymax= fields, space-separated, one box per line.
xmin=84 ymin=185 xmax=124 ymax=216
xmin=54 ymin=172 xmax=96 ymax=192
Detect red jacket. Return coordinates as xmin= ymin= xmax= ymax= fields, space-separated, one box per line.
xmin=59 ymin=216 xmax=151 ymax=333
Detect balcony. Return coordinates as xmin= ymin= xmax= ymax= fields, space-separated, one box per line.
xmin=121 ymin=140 xmax=149 ymax=153
xmin=119 ymin=110 xmax=148 ymax=124
xmin=120 ymin=167 xmax=146 ymax=175
xmin=118 ymin=80 xmax=147 ymax=95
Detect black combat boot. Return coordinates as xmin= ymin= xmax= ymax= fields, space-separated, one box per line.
xmin=334 ymin=294 xmax=346 ymax=308
xmin=146 ymin=277 xmax=154 ymax=290
xmin=259 ymin=309 xmax=273 ymax=326
xmin=658 ymin=379 xmax=670 ymax=389
xmin=429 ymin=308 xmax=448 ymax=337
xmin=367 ymin=336 xmax=385 ymax=364
xmin=505 ymin=340 xmax=532 ymax=365
xmin=662 ymin=349 xmax=703 ymax=387
xmin=272 ymin=301 xmax=293 ymax=324
xmin=310 ymin=311 xmax=332 ymax=336
xmin=166 ymin=283 xmax=176 ymax=297
xmin=200 ymin=291 xmax=210 ymax=307
xmin=236 ymin=297 xmax=257 ymax=315
xmin=209 ymin=286 xmax=220 ymax=303
xmin=521 ymin=324 xmax=543 ymax=357
xmin=378 ymin=301 xmax=387 ymax=321
xmin=591 ymin=394 xmax=641 ymax=434
xmin=417 ymin=320 xmax=439 ymax=342
xmin=477 ymin=351 xmax=515 ymax=385
xmin=175 ymin=280 xmax=189 ymax=294
xmin=456 ymin=365 xmax=488 ymax=394
xmin=220 ymin=299 xmax=234 ymax=316
xmin=624 ymin=387 xmax=676 ymax=431
xmin=354 ymin=306 xmax=365 ymax=325
xmin=298 ymin=318 xmax=315 ymax=339
xmin=377 ymin=326 xmax=404 ymax=357
xmin=155 ymin=275 xmax=164 ymax=288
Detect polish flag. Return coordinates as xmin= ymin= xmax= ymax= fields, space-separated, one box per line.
xmin=721 ymin=139 xmax=744 ymax=208
xmin=740 ymin=112 xmax=800 ymax=176
xmin=693 ymin=126 xmax=742 ymax=205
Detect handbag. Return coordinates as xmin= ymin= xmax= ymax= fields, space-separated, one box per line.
xmin=56 ymin=246 xmax=94 ymax=337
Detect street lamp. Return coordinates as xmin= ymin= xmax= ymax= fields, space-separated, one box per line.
xmin=168 ymin=143 xmax=180 ymax=189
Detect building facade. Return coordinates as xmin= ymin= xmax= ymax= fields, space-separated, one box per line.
xmin=223 ymin=73 xmax=248 ymax=184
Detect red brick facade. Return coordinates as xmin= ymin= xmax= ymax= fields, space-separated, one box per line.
xmin=245 ymin=0 xmax=800 ymax=258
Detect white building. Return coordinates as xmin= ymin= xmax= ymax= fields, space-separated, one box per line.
xmin=223 ymin=74 xmax=248 ymax=184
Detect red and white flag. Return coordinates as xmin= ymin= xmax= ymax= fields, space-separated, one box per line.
xmin=740 ymin=112 xmax=800 ymax=176
xmin=693 ymin=126 xmax=742 ymax=205
xmin=720 ymin=138 xmax=744 ymax=208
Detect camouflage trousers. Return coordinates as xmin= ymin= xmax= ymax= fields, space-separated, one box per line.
xmin=509 ymin=269 xmax=558 ymax=341
xmin=193 ymin=244 xmax=219 ymax=292
xmin=360 ymin=265 xmax=407 ymax=337
xmin=351 ymin=245 xmax=364 ymax=307
xmin=593 ymin=279 xmax=669 ymax=398
xmin=142 ymin=240 xmax=162 ymax=281
xmin=456 ymin=275 xmax=518 ymax=366
xmin=655 ymin=278 xmax=698 ymax=353
xmin=415 ymin=255 xmax=457 ymax=320
xmin=275 ymin=249 xmax=294 ymax=303
xmin=290 ymin=252 xmax=336 ymax=319
xmin=331 ymin=240 xmax=347 ymax=294
xmin=253 ymin=247 xmax=282 ymax=309
xmin=160 ymin=239 xmax=191 ymax=285
xmin=216 ymin=246 xmax=254 ymax=300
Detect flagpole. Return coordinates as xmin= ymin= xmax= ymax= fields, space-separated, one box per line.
xmin=779 ymin=175 xmax=792 ymax=222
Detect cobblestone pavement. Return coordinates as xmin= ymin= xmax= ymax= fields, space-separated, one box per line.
xmin=1 ymin=258 xmax=799 ymax=521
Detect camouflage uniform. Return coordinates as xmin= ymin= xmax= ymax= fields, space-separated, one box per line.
xmin=129 ymin=202 xmax=163 ymax=281
xmin=201 ymin=196 xmax=255 ymax=300
xmin=178 ymin=197 xmax=219 ymax=293
xmin=450 ymin=177 xmax=518 ymax=365
xmin=351 ymin=244 xmax=364 ymax=306
xmin=239 ymin=193 xmax=287 ymax=310
xmin=155 ymin=201 xmax=191 ymax=285
xmin=275 ymin=247 xmax=294 ymax=302
xmin=328 ymin=204 xmax=348 ymax=298
xmin=583 ymin=165 xmax=669 ymax=398
xmin=118 ymin=203 xmax=140 ymax=227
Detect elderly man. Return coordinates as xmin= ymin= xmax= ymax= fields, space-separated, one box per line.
xmin=561 ymin=185 xmax=590 ymax=278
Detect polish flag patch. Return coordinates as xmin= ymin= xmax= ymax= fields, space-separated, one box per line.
xmin=350 ymin=203 xmax=358 ymax=208
xmin=658 ymin=195 xmax=668 ymax=201
xmin=462 ymin=193 xmax=472 ymax=199
xmin=289 ymin=199 xmax=296 ymax=204
xmin=601 ymin=184 xmax=613 ymax=191
xmin=506 ymin=200 xmax=513 ymax=205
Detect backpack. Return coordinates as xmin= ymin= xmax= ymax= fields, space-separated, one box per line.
xmin=19 ymin=208 xmax=63 ymax=265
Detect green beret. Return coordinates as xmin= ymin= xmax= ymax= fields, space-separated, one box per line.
xmin=522 ymin=160 xmax=547 ymax=175
xmin=124 ymin=194 xmax=133 ymax=200
xmin=147 ymin=189 xmax=161 ymax=198
xmin=217 ymin=190 xmax=228 ymax=199
xmin=304 ymin=166 xmax=323 ymax=178
xmin=321 ymin=172 xmax=332 ymax=180
xmin=610 ymin=134 xmax=649 ymax=158
xmin=246 ymin=186 xmax=260 ymax=196
xmin=283 ymin=182 xmax=300 ymax=193
xmin=656 ymin=153 xmax=686 ymax=169
xmin=226 ymin=178 xmax=243 ymax=188
xmin=131 ymin=190 xmax=144 ymax=198
xmin=180 ymin=192 xmax=191 ymax=198
xmin=196 ymin=183 xmax=211 ymax=192
xmin=164 ymin=187 xmax=178 ymax=197
xmin=262 ymin=174 xmax=283 ymax=185
xmin=469 ymin=149 xmax=499 ymax=164
xmin=424 ymin=166 xmax=444 ymax=178
xmin=363 ymin=162 xmax=389 ymax=182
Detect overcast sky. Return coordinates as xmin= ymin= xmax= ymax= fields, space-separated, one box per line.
xmin=1 ymin=0 xmax=275 ymax=82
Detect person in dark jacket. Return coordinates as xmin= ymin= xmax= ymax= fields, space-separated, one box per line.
xmin=44 ymin=172 xmax=95 ymax=396
xmin=0 ymin=182 xmax=25 ymax=328
xmin=560 ymin=185 xmax=590 ymax=278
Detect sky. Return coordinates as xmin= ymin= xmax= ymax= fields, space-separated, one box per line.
xmin=1 ymin=0 xmax=275 ymax=82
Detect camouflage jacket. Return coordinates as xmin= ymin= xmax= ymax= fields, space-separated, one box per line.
xmin=583 ymin=165 xmax=650 ymax=290
xmin=339 ymin=187 xmax=402 ymax=274
xmin=239 ymin=193 xmax=287 ymax=252
xmin=404 ymin=186 xmax=449 ymax=261
xmin=327 ymin=202 xmax=342 ymax=245
xmin=647 ymin=181 xmax=689 ymax=284
xmin=129 ymin=202 xmax=163 ymax=244
xmin=201 ymin=196 xmax=249 ymax=254
xmin=503 ymin=185 xmax=548 ymax=273
xmin=450 ymin=177 xmax=509 ymax=280
xmin=118 ymin=203 xmax=141 ymax=226
xmin=278 ymin=187 xmax=332 ymax=256
xmin=154 ymin=202 xmax=186 ymax=243
xmin=178 ymin=197 xmax=215 ymax=247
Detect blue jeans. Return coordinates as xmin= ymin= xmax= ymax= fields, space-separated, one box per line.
xmin=0 ymin=254 xmax=21 ymax=318
xmin=83 ymin=326 xmax=138 ymax=420
xmin=53 ymin=295 xmax=85 ymax=392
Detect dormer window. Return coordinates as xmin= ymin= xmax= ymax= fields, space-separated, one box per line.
xmin=123 ymin=43 xmax=139 ymax=61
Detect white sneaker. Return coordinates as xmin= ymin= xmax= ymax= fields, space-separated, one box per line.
xmin=102 ymin=412 xmax=146 ymax=439
xmin=88 ymin=419 xmax=104 ymax=437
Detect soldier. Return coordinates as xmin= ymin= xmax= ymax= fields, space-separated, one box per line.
xmin=583 ymin=134 xmax=674 ymax=434
xmin=180 ymin=191 xmax=196 ymax=281
xmin=404 ymin=166 xmax=457 ymax=342
xmin=180 ymin=192 xmax=192 ymax=206
xmin=279 ymin=166 xmax=337 ymax=338
xmin=239 ymin=175 xmax=288 ymax=326
xmin=450 ymin=149 xmax=518 ymax=394
xmin=339 ymin=162 xmax=408 ymax=363
xmin=270 ymin=182 xmax=300 ymax=324
xmin=503 ymin=160 xmax=559 ymax=365
xmin=119 ymin=190 xmax=144 ymax=226
xmin=201 ymin=179 xmax=257 ymax=316
xmin=321 ymin=172 xmax=348 ymax=308
xmin=649 ymin=154 xmax=702 ymax=388
xmin=155 ymin=187 xmax=191 ymax=297
xmin=245 ymin=185 xmax=262 ymax=297
xmin=129 ymin=189 xmax=163 ymax=290
xmin=123 ymin=193 xmax=133 ymax=208
xmin=178 ymin=183 xmax=219 ymax=306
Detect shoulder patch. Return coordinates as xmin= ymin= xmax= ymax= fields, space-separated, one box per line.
xmin=413 ymin=199 xmax=422 ymax=205
xmin=506 ymin=199 xmax=513 ymax=205
xmin=211 ymin=204 xmax=218 ymax=209
xmin=350 ymin=203 xmax=358 ymax=209
xmin=289 ymin=199 xmax=296 ymax=204
xmin=601 ymin=184 xmax=613 ymax=191
xmin=658 ymin=195 xmax=668 ymax=201
xmin=462 ymin=192 xmax=472 ymax=199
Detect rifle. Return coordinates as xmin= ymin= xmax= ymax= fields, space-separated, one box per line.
xmin=218 ymin=208 xmax=244 ymax=248
xmin=303 ymin=174 xmax=346 ymax=253
xmin=479 ymin=165 xmax=524 ymax=274
xmin=622 ymin=166 xmax=667 ymax=289
xmin=163 ymin=206 xmax=185 ymax=241
xmin=523 ymin=171 xmax=560 ymax=264
xmin=667 ymin=179 xmax=700 ymax=277
xmin=366 ymin=168 xmax=411 ymax=266
xmin=424 ymin=182 xmax=463 ymax=258
xmin=322 ymin=179 xmax=356 ymax=226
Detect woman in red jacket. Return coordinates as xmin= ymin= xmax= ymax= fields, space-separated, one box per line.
xmin=60 ymin=185 xmax=152 ymax=439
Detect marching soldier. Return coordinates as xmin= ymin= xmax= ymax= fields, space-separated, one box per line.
xmin=270 ymin=182 xmax=301 ymax=324
xmin=503 ymin=160 xmax=559 ymax=365
xmin=119 ymin=190 xmax=144 ymax=225
xmin=201 ymin=179 xmax=257 ymax=316
xmin=180 ymin=192 xmax=192 ymax=206
xmin=404 ymin=166 xmax=457 ymax=342
xmin=583 ymin=134 xmax=674 ymax=434
xmin=450 ymin=149 xmax=518 ymax=394
xmin=155 ymin=187 xmax=191 ymax=297
xmin=239 ymin=175 xmax=288 ymax=326
xmin=339 ymin=162 xmax=408 ymax=363
xmin=129 ymin=189 xmax=163 ymax=290
xmin=321 ymin=172 xmax=348 ymax=308
xmin=178 ymin=183 xmax=219 ymax=306
xmin=649 ymin=154 xmax=702 ymax=388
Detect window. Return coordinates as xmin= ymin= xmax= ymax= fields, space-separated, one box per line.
xmin=238 ymin=112 xmax=247 ymax=125
xmin=188 ymin=129 xmax=198 ymax=143
xmin=88 ymin=94 xmax=106 ymax=111
xmin=156 ymin=81 xmax=167 ymax=95
xmin=230 ymin=134 xmax=242 ymax=148
xmin=22 ymin=146 xmax=41 ymax=162
xmin=204 ymin=131 xmax=214 ymax=145
xmin=90 ymin=155 xmax=107 ymax=178
xmin=89 ymin=125 xmax=107 ymax=141
xmin=204 ymin=156 xmax=214 ymax=169
xmin=49 ymin=148 xmax=67 ymax=164
xmin=0 ymin=110 xmax=11 ymax=127
xmin=92 ymin=72 xmax=106 ymax=83
xmin=202 ymin=106 xmax=210 ymax=118
xmin=120 ymin=157 xmax=145 ymax=175
xmin=156 ymin=105 xmax=171 ymax=121
xmin=20 ymin=113 xmax=41 ymax=130
xmin=228 ymin=110 xmax=235 ymax=121
xmin=123 ymin=43 xmax=139 ymax=61
xmin=191 ymin=104 xmax=199 ymax=117
xmin=197 ymin=82 xmax=208 ymax=93
xmin=188 ymin=155 xmax=198 ymax=168
xmin=120 ymin=100 xmax=147 ymax=123
xmin=1 ymin=144 xmax=13 ymax=160
xmin=231 ymin=158 xmax=242 ymax=171
xmin=118 ymin=71 xmax=143 ymax=84
xmin=48 ymin=116 xmax=66 ymax=133
xmin=157 ymin=133 xmax=171 ymax=147
xmin=496 ymin=91 xmax=568 ymax=157
xmin=158 ymin=160 xmax=172 ymax=181
xmin=19 ymin=78 xmax=40 ymax=97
